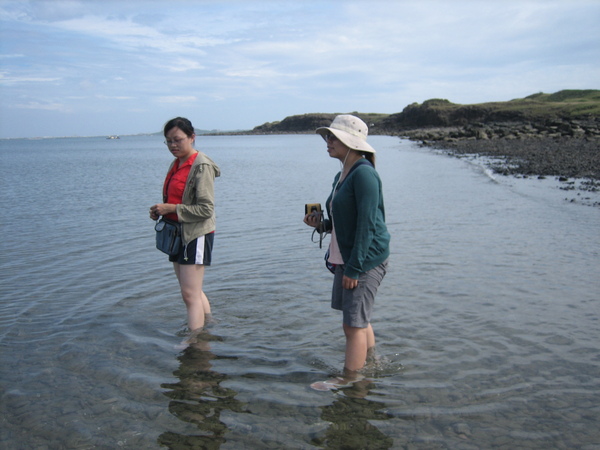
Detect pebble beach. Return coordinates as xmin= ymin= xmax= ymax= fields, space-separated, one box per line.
xmin=432 ymin=137 xmax=600 ymax=183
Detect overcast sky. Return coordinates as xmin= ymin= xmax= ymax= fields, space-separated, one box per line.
xmin=1 ymin=0 xmax=598 ymax=138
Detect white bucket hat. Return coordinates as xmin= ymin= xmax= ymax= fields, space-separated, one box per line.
xmin=316 ymin=114 xmax=376 ymax=153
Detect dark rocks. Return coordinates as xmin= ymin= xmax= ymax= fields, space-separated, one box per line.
xmin=400 ymin=118 xmax=600 ymax=181
xmin=400 ymin=117 xmax=600 ymax=143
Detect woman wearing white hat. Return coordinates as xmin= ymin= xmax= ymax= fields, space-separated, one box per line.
xmin=304 ymin=115 xmax=390 ymax=390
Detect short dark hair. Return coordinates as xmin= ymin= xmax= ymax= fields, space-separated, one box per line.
xmin=163 ymin=117 xmax=195 ymax=137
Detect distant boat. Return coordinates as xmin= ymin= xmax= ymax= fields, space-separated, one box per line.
xmin=106 ymin=135 xmax=120 ymax=139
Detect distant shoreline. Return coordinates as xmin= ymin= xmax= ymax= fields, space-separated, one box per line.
xmin=5 ymin=89 xmax=600 ymax=186
xmin=211 ymin=127 xmax=600 ymax=185
xmin=232 ymin=90 xmax=600 ymax=185
xmin=4 ymin=128 xmax=598 ymax=187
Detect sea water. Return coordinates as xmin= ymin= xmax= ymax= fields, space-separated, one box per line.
xmin=0 ymin=134 xmax=599 ymax=448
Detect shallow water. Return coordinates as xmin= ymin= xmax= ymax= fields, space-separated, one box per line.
xmin=1 ymin=134 xmax=599 ymax=449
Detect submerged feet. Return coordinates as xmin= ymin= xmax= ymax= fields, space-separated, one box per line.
xmin=310 ymin=375 xmax=365 ymax=391
xmin=310 ymin=367 xmax=366 ymax=391
xmin=311 ymin=346 xmax=382 ymax=391
xmin=174 ymin=317 xmax=215 ymax=350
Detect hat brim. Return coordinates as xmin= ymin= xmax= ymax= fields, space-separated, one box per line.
xmin=316 ymin=127 xmax=376 ymax=153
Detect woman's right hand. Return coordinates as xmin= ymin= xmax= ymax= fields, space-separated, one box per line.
xmin=149 ymin=204 xmax=161 ymax=220
xmin=303 ymin=212 xmax=322 ymax=229
xmin=150 ymin=203 xmax=176 ymax=220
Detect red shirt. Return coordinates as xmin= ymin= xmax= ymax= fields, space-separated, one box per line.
xmin=163 ymin=152 xmax=198 ymax=222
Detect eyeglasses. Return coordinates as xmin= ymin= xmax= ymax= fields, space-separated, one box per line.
xmin=164 ymin=137 xmax=187 ymax=146
xmin=323 ymin=133 xmax=338 ymax=142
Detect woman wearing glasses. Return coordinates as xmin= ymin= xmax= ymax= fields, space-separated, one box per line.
xmin=150 ymin=117 xmax=220 ymax=336
xmin=304 ymin=115 xmax=390 ymax=390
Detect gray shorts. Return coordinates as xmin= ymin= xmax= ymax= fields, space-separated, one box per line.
xmin=331 ymin=260 xmax=388 ymax=328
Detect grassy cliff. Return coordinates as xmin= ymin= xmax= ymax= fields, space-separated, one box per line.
xmin=249 ymin=90 xmax=600 ymax=134
xmin=382 ymin=89 xmax=600 ymax=131
xmin=251 ymin=112 xmax=389 ymax=134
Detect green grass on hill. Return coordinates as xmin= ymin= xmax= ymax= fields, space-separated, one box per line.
xmin=244 ymin=90 xmax=599 ymax=134
xmin=416 ymin=90 xmax=600 ymax=118
xmin=507 ymin=90 xmax=600 ymax=117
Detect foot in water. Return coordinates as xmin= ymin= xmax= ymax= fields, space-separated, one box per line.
xmin=310 ymin=375 xmax=364 ymax=391
xmin=174 ymin=327 xmax=208 ymax=350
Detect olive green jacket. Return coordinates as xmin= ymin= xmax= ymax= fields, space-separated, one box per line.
xmin=168 ymin=151 xmax=221 ymax=244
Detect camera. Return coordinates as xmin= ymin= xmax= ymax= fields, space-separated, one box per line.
xmin=305 ymin=203 xmax=325 ymax=248
xmin=305 ymin=203 xmax=322 ymax=215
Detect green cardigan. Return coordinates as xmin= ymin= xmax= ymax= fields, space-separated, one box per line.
xmin=324 ymin=159 xmax=390 ymax=279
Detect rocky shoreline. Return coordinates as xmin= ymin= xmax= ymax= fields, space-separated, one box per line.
xmin=399 ymin=118 xmax=600 ymax=190
xmin=234 ymin=90 xmax=600 ymax=197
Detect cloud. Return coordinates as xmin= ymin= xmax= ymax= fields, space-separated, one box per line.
xmin=15 ymin=101 xmax=71 ymax=112
xmin=95 ymin=95 xmax=134 ymax=100
xmin=158 ymin=59 xmax=205 ymax=73
xmin=156 ymin=96 xmax=198 ymax=104
xmin=0 ymin=0 xmax=598 ymax=138
xmin=0 ymin=71 xmax=61 ymax=85
xmin=52 ymin=16 xmax=214 ymax=56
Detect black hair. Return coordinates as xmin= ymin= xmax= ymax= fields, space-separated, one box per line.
xmin=362 ymin=151 xmax=376 ymax=168
xmin=163 ymin=117 xmax=195 ymax=137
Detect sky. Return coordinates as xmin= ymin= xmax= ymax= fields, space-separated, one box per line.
xmin=0 ymin=0 xmax=599 ymax=138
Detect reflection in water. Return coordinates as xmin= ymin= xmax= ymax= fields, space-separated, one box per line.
xmin=158 ymin=332 xmax=246 ymax=449
xmin=312 ymin=380 xmax=394 ymax=449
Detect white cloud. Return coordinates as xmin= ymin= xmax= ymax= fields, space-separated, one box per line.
xmin=15 ymin=101 xmax=70 ymax=112
xmin=159 ymin=59 xmax=205 ymax=73
xmin=95 ymin=95 xmax=134 ymax=100
xmin=0 ymin=71 xmax=61 ymax=85
xmin=156 ymin=96 xmax=198 ymax=104
xmin=0 ymin=0 xmax=598 ymax=138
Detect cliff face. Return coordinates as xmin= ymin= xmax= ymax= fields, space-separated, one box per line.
xmin=393 ymin=91 xmax=600 ymax=142
xmin=381 ymin=100 xmax=526 ymax=129
xmin=252 ymin=112 xmax=390 ymax=134
xmin=252 ymin=113 xmax=336 ymax=133
xmin=381 ymin=90 xmax=600 ymax=131
xmin=247 ymin=90 xmax=600 ymax=136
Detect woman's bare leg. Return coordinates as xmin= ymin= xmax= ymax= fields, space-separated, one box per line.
xmin=343 ymin=323 xmax=374 ymax=372
xmin=173 ymin=263 xmax=210 ymax=331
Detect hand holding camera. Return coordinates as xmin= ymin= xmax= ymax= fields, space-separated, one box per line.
xmin=304 ymin=203 xmax=327 ymax=248
xmin=304 ymin=203 xmax=322 ymax=229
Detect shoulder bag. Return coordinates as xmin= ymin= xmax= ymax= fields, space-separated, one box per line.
xmin=155 ymin=217 xmax=182 ymax=256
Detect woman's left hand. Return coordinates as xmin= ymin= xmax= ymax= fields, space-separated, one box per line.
xmin=150 ymin=203 xmax=176 ymax=218
xmin=342 ymin=275 xmax=358 ymax=290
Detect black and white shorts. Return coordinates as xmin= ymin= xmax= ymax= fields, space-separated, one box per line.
xmin=169 ymin=232 xmax=214 ymax=265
